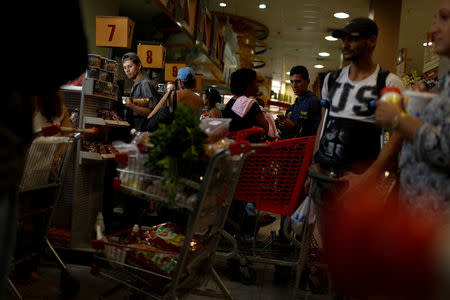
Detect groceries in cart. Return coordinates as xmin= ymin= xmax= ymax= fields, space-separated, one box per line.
xmin=93 ymin=222 xmax=205 ymax=279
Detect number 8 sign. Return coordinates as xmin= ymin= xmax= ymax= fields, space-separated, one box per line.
xmin=137 ymin=44 xmax=166 ymax=69
xmin=96 ymin=16 xmax=135 ymax=48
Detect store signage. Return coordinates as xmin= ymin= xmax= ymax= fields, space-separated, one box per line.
xmin=137 ymin=44 xmax=166 ymax=69
xmin=164 ymin=63 xmax=187 ymax=81
xmin=194 ymin=75 xmax=203 ymax=92
xmin=212 ymin=30 xmax=225 ymax=68
xmin=154 ymin=0 xmax=176 ymax=18
xmin=96 ymin=16 xmax=135 ymax=48
xmin=175 ymin=0 xmax=198 ymax=39
xmin=197 ymin=7 xmax=213 ymax=54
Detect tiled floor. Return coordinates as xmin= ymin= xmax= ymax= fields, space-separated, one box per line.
xmin=5 ymin=216 xmax=329 ymax=300
xmin=6 ymin=259 xmax=328 ymax=300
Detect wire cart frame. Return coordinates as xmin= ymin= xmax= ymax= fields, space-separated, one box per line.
xmin=91 ymin=140 xmax=255 ymax=299
xmin=217 ymin=129 xmax=316 ymax=296
xmin=9 ymin=133 xmax=83 ymax=299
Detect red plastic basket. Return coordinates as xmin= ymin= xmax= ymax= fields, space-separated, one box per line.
xmin=232 ymin=135 xmax=315 ymax=216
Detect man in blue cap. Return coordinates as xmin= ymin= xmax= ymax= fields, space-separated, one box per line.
xmin=170 ymin=67 xmax=203 ymax=116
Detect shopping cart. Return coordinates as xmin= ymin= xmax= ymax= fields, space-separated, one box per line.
xmin=217 ymin=127 xmax=316 ymax=292
xmin=91 ymin=137 xmax=257 ymax=300
xmin=8 ymin=125 xmax=96 ymax=299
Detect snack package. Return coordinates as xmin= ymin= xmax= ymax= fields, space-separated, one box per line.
xmin=203 ymin=138 xmax=232 ymax=158
xmin=141 ymin=222 xmax=185 ymax=252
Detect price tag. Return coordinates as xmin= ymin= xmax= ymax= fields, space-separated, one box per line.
xmin=164 ymin=63 xmax=187 ymax=81
xmin=137 ymin=45 xmax=166 ymax=69
xmin=96 ymin=16 xmax=135 ymax=48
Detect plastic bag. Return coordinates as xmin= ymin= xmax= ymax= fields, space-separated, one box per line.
xmin=199 ymin=118 xmax=231 ymax=144
xmin=291 ymin=196 xmax=316 ymax=235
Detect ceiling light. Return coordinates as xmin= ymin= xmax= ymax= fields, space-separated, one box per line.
xmin=314 ymin=64 xmax=324 ymax=69
xmin=285 ymin=80 xmax=291 ymax=83
xmin=219 ymin=2 xmax=227 ymax=7
xmin=423 ymin=42 xmax=427 ymax=46
xmin=318 ymin=52 xmax=330 ymax=57
xmin=428 ymin=41 xmax=433 ymax=46
xmin=286 ymin=72 xmax=290 ymax=75
xmin=325 ymin=35 xmax=338 ymax=41
xmin=259 ymin=3 xmax=267 ymax=9
xmin=333 ymin=12 xmax=349 ymax=19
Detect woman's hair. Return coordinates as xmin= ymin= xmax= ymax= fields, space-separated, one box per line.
xmin=205 ymin=88 xmax=221 ymax=109
xmin=230 ymin=68 xmax=257 ymax=96
xmin=31 ymin=91 xmax=63 ymax=122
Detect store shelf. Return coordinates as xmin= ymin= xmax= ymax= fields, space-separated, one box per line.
xmin=84 ymin=117 xmax=130 ymax=127
xmin=60 ymin=85 xmax=82 ymax=92
xmin=80 ymin=151 xmax=116 ymax=161
xmin=82 ymin=78 xmax=118 ymax=101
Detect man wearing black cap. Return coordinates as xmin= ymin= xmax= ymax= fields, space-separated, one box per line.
xmin=313 ymin=17 xmax=403 ymax=178
xmin=122 ymin=52 xmax=160 ymax=130
xmin=309 ymin=16 xmax=405 ymax=297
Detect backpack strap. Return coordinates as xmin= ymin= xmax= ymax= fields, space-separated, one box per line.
xmin=376 ymin=67 xmax=390 ymax=98
xmin=327 ymin=69 xmax=342 ymax=94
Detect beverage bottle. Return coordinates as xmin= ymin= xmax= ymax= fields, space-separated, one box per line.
xmin=128 ymin=224 xmax=140 ymax=244
xmin=95 ymin=212 xmax=105 ymax=240
xmin=379 ymin=87 xmax=402 ymax=146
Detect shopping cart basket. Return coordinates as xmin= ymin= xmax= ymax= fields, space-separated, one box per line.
xmin=8 ymin=125 xmax=96 ymax=299
xmin=218 ymin=127 xmax=316 ymax=290
xmin=91 ymin=137 xmax=257 ymax=300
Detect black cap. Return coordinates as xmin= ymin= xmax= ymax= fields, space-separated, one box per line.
xmin=332 ymin=17 xmax=378 ymax=39
xmin=122 ymin=52 xmax=141 ymax=64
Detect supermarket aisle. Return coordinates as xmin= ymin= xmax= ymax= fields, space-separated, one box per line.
xmin=5 ymin=258 xmax=326 ymax=300
xmin=5 ymin=216 xmax=327 ymax=300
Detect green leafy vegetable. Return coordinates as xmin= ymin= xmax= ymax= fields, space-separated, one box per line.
xmin=146 ymin=104 xmax=208 ymax=206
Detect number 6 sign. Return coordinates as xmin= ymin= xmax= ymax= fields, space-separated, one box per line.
xmin=96 ymin=16 xmax=135 ymax=48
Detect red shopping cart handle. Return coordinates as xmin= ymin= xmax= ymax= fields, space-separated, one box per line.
xmin=41 ymin=124 xmax=98 ymax=137
xmin=227 ymin=126 xmax=265 ymax=142
xmin=114 ymin=152 xmax=129 ymax=163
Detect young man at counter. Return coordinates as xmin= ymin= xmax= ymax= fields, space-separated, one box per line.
xmin=122 ymin=52 xmax=160 ymax=130
xmin=276 ymin=65 xmax=322 ymax=139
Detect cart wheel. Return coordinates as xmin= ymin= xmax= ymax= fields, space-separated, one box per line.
xmin=239 ymin=265 xmax=256 ymax=285
xmin=60 ymin=269 xmax=80 ymax=296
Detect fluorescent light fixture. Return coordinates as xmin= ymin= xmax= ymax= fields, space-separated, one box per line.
xmin=325 ymin=35 xmax=338 ymax=41
xmin=314 ymin=64 xmax=324 ymax=69
xmin=286 ymin=72 xmax=290 ymax=75
xmin=318 ymin=52 xmax=330 ymax=57
xmin=285 ymin=80 xmax=291 ymax=83
xmin=272 ymin=80 xmax=281 ymax=87
xmin=333 ymin=12 xmax=349 ymax=19
xmin=259 ymin=3 xmax=267 ymax=9
xmin=219 ymin=2 xmax=227 ymax=7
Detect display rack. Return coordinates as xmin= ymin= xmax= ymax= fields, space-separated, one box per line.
xmin=57 ymin=74 xmax=126 ymax=249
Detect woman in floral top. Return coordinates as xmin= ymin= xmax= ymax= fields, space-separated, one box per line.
xmin=376 ymin=0 xmax=450 ymax=215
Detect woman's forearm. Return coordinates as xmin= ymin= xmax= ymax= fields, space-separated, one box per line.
xmin=396 ymin=114 xmax=423 ymax=141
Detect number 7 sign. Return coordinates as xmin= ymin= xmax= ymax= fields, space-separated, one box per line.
xmin=96 ymin=16 xmax=135 ymax=48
